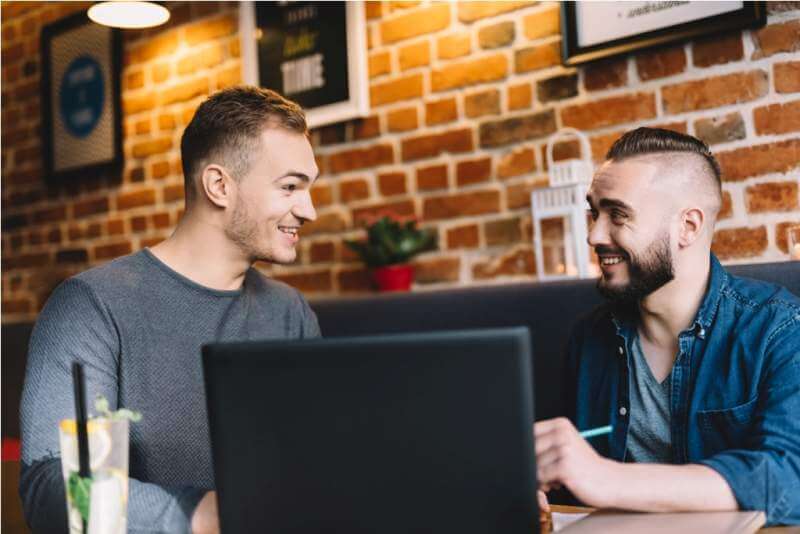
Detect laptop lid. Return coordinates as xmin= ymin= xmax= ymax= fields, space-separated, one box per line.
xmin=203 ymin=327 xmax=538 ymax=533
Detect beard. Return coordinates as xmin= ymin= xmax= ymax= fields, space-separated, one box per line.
xmin=225 ymin=197 xmax=270 ymax=263
xmin=596 ymin=232 xmax=675 ymax=305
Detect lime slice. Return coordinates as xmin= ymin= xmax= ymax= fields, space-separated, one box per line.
xmin=59 ymin=419 xmax=113 ymax=471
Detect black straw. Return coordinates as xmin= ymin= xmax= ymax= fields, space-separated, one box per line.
xmin=72 ymin=362 xmax=90 ymax=533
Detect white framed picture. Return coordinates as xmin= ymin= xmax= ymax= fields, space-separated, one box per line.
xmin=240 ymin=1 xmax=369 ymax=129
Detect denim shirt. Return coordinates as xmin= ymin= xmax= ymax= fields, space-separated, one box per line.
xmin=564 ymin=254 xmax=800 ymax=525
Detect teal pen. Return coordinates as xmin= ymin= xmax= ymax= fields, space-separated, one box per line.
xmin=579 ymin=425 xmax=612 ymax=439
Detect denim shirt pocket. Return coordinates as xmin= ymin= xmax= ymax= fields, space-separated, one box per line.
xmin=696 ymin=397 xmax=758 ymax=457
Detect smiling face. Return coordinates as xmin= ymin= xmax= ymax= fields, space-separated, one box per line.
xmin=586 ymin=157 xmax=676 ymax=304
xmin=224 ymin=126 xmax=318 ymax=264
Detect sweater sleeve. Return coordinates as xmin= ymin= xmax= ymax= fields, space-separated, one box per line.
xmin=19 ymin=278 xmax=205 ymax=534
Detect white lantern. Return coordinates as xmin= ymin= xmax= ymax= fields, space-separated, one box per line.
xmin=531 ymin=128 xmax=595 ymax=280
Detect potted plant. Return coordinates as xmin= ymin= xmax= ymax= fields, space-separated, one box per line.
xmin=344 ymin=215 xmax=437 ymax=292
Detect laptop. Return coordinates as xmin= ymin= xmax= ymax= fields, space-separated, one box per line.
xmin=203 ymin=327 xmax=539 ymax=533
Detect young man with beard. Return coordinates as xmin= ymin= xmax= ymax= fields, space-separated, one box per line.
xmin=20 ymin=86 xmax=319 ymax=534
xmin=534 ymin=128 xmax=800 ymax=525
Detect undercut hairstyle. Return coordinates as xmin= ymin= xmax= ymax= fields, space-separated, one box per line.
xmin=180 ymin=86 xmax=307 ymax=205
xmin=606 ymin=127 xmax=723 ymax=220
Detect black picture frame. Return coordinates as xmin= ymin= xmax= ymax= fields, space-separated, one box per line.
xmin=40 ymin=11 xmax=123 ymax=183
xmin=561 ymin=1 xmax=766 ymax=67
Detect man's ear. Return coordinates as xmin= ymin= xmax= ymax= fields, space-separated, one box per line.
xmin=200 ymin=164 xmax=234 ymax=208
xmin=678 ymin=207 xmax=705 ymax=248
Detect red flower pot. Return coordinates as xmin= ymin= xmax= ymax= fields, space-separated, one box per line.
xmin=373 ymin=264 xmax=414 ymax=292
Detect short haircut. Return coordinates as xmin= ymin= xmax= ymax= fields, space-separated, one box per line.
xmin=180 ymin=86 xmax=307 ymax=204
xmin=606 ymin=127 xmax=722 ymax=187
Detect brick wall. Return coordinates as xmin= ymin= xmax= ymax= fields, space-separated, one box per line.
xmin=2 ymin=1 xmax=799 ymax=323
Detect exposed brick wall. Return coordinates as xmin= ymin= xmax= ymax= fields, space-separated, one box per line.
xmin=2 ymin=1 xmax=799 ymax=324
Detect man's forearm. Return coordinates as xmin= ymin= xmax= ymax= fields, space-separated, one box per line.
xmin=602 ymin=462 xmax=738 ymax=512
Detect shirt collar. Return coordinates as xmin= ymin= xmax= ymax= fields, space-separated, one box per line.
xmin=610 ymin=253 xmax=727 ymax=339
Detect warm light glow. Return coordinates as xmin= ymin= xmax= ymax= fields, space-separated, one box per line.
xmin=88 ymin=1 xmax=170 ymax=29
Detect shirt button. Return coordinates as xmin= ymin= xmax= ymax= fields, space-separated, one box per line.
xmin=618 ymin=346 xmax=624 ymax=355
xmin=619 ymin=406 xmax=627 ymax=416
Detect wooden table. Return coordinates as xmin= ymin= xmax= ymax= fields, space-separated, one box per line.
xmin=549 ymin=505 xmax=799 ymax=533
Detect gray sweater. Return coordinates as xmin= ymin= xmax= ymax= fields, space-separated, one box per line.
xmin=19 ymin=249 xmax=320 ymax=533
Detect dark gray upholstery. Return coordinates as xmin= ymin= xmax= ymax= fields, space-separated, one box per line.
xmin=1 ymin=262 xmax=797 ymax=439
xmin=312 ymin=261 xmax=799 ymax=421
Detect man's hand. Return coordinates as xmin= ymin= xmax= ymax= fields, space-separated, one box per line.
xmin=191 ymin=491 xmax=220 ymax=534
xmin=534 ymin=417 xmax=619 ymax=508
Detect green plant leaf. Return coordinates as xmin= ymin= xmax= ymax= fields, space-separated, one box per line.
xmin=67 ymin=472 xmax=92 ymax=523
xmin=94 ymin=394 xmax=142 ymax=422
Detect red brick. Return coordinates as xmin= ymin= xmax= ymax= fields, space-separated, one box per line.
xmin=752 ymin=20 xmax=800 ymax=59
xmin=662 ymin=71 xmax=767 ymax=114
xmin=151 ymin=62 xmax=170 ymax=83
xmin=177 ymin=43 xmax=224 ymax=75
xmin=389 ymin=2 xmax=421 ymax=13
xmin=152 ymin=212 xmax=171 ymax=229
xmin=131 ymin=215 xmax=148 ymax=232
xmin=340 ymin=178 xmax=371 ymax=203
xmin=2 ymin=252 xmax=50 ymax=270
xmin=32 ymin=205 xmax=65 ymax=224
xmin=2 ymin=42 xmax=24 ymax=64
xmin=151 ymin=160 xmax=171 ymax=180
xmin=635 ymin=46 xmax=686 ymax=81
xmin=506 ymin=178 xmax=547 ymax=209
xmin=337 ymin=267 xmax=372 ymax=292
xmin=478 ymin=21 xmax=515 ymax=49
xmin=456 ymin=158 xmax=492 ymax=187
xmin=523 ymin=7 xmax=560 ymax=40
xmin=515 ymin=42 xmax=560 ymax=73
xmin=413 ymin=257 xmax=460 ymax=284
xmin=718 ymin=191 xmax=733 ymax=220
xmin=309 ymin=241 xmax=336 ymax=263
xmin=352 ymin=200 xmax=415 ymax=226
xmin=508 ymin=83 xmax=532 ymax=111
xmin=485 ymin=217 xmax=522 ymax=246
xmin=131 ymin=138 xmax=172 ymax=158
xmin=158 ymin=113 xmax=176 ymax=131
xmin=479 ymin=110 xmax=556 ymax=148
xmin=328 ymin=144 xmax=394 ymax=173
xmin=716 ymin=139 xmax=800 ymax=182
xmin=95 ymin=241 xmax=133 ymax=261
xmin=458 ymin=1 xmax=530 ymax=23
xmin=378 ymin=172 xmax=407 ymax=196
xmin=274 ymin=270 xmax=332 ymax=293
xmin=160 ymin=77 xmax=209 ymax=106
xmin=402 ymin=128 xmax=473 ymax=162
xmin=369 ymin=51 xmax=391 ymax=78
xmin=73 ymin=197 xmax=109 ymax=218
xmin=775 ymin=61 xmax=800 ymax=93
xmin=365 ymin=1 xmax=383 ymax=20
xmin=745 ymin=182 xmax=799 ymax=213
xmin=353 ymin=116 xmax=381 ymax=140
xmin=124 ymin=69 xmax=145 ymax=90
xmin=184 ymin=15 xmax=236 ymax=46
xmin=711 ymin=226 xmax=768 ymax=259
xmin=398 ymin=40 xmax=430 ymax=71
xmin=117 ymin=188 xmax=156 ymax=210
xmin=387 ymin=107 xmax=418 ymax=132
xmin=693 ymin=33 xmax=743 ymax=67
xmin=123 ymin=92 xmax=156 ymax=115
xmin=465 ymin=89 xmax=500 ymax=118
xmin=473 ymin=247 xmax=536 ymax=279
xmin=380 ymin=4 xmax=450 ymax=44
xmin=437 ymin=33 xmax=470 ymax=60
xmin=3 ymin=298 xmax=31 ymax=314
xmin=310 ymin=183 xmax=333 ymax=208
xmin=318 ymin=123 xmax=346 ymax=146
xmin=128 ymin=31 xmax=179 ymax=64
xmin=584 ymin=59 xmax=627 ymax=91
xmin=694 ymin=113 xmax=746 ymax=145
xmin=15 ymin=145 xmax=40 ymax=165
xmin=776 ymin=221 xmax=800 ymax=254
xmin=417 ymin=164 xmax=449 ymax=191
xmin=447 ymin=224 xmax=480 ymax=249
xmin=423 ymin=190 xmax=500 ymax=220
xmin=370 ymin=73 xmax=423 ymax=106
xmin=498 ymin=148 xmax=536 ymax=179
xmin=134 ymin=118 xmax=151 ymax=135
xmin=215 ymin=64 xmax=241 ymax=90
xmin=753 ymin=100 xmax=800 ymax=135
xmin=561 ymin=93 xmax=656 ymax=130
xmin=425 ymin=98 xmax=458 ymax=125
xmin=431 ymin=53 xmax=507 ymax=92
xmin=302 ymin=212 xmax=349 ymax=235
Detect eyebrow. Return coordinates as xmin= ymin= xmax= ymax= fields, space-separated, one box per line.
xmin=586 ymin=195 xmax=634 ymax=213
xmin=275 ymin=171 xmax=319 ymax=183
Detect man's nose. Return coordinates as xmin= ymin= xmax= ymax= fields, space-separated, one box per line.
xmin=294 ymin=191 xmax=317 ymax=223
xmin=587 ymin=216 xmax=608 ymax=247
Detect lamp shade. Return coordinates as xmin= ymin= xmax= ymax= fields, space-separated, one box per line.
xmin=88 ymin=1 xmax=170 ymax=29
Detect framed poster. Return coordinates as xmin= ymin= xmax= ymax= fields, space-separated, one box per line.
xmin=40 ymin=11 xmax=123 ymax=182
xmin=561 ymin=1 xmax=766 ymax=66
xmin=240 ymin=1 xmax=369 ymax=128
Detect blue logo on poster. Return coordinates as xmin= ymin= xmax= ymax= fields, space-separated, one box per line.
xmin=59 ymin=55 xmax=104 ymax=138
